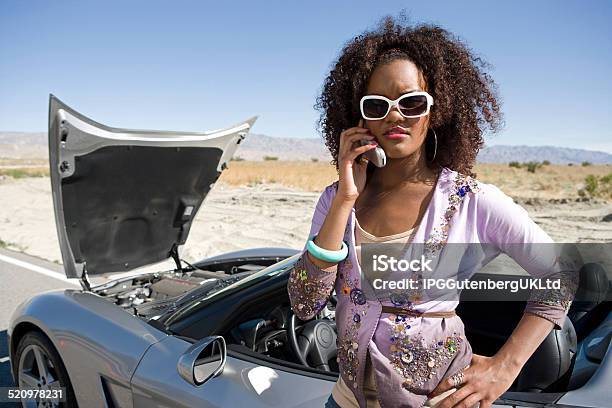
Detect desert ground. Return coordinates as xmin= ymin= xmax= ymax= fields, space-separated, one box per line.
xmin=0 ymin=161 xmax=611 ymax=275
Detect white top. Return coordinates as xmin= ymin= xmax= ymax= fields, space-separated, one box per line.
xmin=354 ymin=216 xmax=416 ymax=266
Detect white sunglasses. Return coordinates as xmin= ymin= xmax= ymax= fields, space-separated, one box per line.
xmin=359 ymin=91 xmax=434 ymax=120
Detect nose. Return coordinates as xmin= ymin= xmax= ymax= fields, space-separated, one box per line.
xmin=384 ymin=103 xmax=419 ymax=127
xmin=384 ymin=103 xmax=406 ymax=123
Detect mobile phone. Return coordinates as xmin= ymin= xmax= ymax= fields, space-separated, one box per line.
xmin=359 ymin=139 xmax=387 ymax=167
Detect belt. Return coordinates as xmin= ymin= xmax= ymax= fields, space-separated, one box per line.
xmin=381 ymin=305 xmax=457 ymax=318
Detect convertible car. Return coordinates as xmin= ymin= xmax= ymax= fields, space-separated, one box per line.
xmin=8 ymin=95 xmax=611 ymax=407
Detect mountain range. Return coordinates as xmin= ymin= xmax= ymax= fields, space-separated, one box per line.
xmin=1 ymin=131 xmax=611 ymax=164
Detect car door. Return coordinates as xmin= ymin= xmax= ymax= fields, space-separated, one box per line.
xmin=130 ymin=334 xmax=335 ymax=408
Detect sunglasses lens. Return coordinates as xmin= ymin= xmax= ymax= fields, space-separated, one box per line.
xmin=398 ymin=95 xmax=428 ymax=116
xmin=362 ymin=98 xmax=389 ymax=119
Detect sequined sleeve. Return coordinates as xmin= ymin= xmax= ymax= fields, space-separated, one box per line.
xmin=479 ymin=183 xmax=579 ymax=330
xmin=523 ymin=254 xmax=579 ymax=330
xmin=287 ymin=182 xmax=340 ymax=321
xmin=287 ymin=251 xmax=338 ymax=320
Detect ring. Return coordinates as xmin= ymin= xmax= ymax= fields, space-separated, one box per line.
xmin=450 ymin=370 xmax=464 ymax=388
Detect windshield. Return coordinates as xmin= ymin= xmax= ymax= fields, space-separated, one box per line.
xmin=207 ymin=252 xmax=300 ymax=298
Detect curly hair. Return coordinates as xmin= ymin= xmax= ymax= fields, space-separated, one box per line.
xmin=314 ymin=13 xmax=504 ymax=176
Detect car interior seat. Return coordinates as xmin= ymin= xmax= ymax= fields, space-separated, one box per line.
xmin=567 ymin=262 xmax=610 ymax=341
xmin=513 ymin=316 xmax=577 ymax=392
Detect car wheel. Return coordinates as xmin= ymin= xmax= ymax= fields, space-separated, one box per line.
xmin=14 ymin=331 xmax=78 ymax=407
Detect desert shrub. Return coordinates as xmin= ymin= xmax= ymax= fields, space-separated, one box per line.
xmin=542 ymin=160 xmax=550 ymax=165
xmin=582 ymin=173 xmax=612 ymax=199
xmin=582 ymin=161 xmax=592 ymax=167
xmin=598 ymin=173 xmax=612 ymax=198
xmin=525 ymin=161 xmax=542 ymax=173
xmin=263 ymin=156 xmax=279 ymax=161
xmin=231 ymin=156 xmax=245 ymax=161
xmin=584 ymin=175 xmax=598 ymax=195
xmin=311 ymin=157 xmax=319 ymax=162
xmin=508 ymin=161 xmax=546 ymax=172
xmin=0 ymin=238 xmax=23 ymax=251
xmin=0 ymin=168 xmax=48 ymax=178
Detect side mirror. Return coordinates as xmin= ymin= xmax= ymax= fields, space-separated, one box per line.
xmin=177 ymin=335 xmax=226 ymax=386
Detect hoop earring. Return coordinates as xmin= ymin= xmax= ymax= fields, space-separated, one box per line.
xmin=427 ymin=128 xmax=438 ymax=162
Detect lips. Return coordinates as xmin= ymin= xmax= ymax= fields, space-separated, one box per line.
xmin=384 ymin=126 xmax=409 ymax=140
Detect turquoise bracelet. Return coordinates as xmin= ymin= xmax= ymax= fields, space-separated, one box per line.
xmin=306 ymin=235 xmax=348 ymax=263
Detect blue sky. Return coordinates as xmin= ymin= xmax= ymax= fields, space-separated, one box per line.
xmin=1 ymin=1 xmax=611 ymax=152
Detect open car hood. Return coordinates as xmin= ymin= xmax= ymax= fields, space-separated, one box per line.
xmin=48 ymin=94 xmax=256 ymax=280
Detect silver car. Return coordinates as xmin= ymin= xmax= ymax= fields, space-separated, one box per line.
xmin=8 ymin=96 xmax=611 ymax=407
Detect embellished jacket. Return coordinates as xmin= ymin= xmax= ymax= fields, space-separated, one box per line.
xmin=287 ymin=166 xmax=577 ymax=408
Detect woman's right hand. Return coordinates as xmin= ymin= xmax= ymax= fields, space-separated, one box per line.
xmin=337 ymin=118 xmax=377 ymax=202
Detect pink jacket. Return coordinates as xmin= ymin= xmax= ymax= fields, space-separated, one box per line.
xmin=287 ymin=166 xmax=577 ymax=408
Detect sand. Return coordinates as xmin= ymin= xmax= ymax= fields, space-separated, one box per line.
xmin=0 ymin=176 xmax=610 ymax=277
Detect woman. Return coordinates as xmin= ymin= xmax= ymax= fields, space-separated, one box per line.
xmin=287 ymin=15 xmax=576 ymax=408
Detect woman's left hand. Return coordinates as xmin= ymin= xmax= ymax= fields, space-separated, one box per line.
xmin=427 ymin=354 xmax=522 ymax=408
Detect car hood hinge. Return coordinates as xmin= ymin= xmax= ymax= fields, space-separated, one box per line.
xmin=80 ymin=265 xmax=92 ymax=291
xmin=170 ymin=244 xmax=182 ymax=272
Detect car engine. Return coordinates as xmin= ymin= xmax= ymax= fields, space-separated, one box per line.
xmin=93 ymin=262 xmax=269 ymax=319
